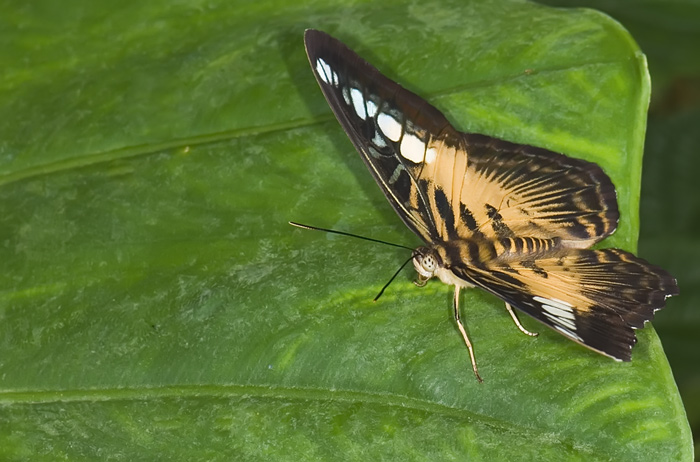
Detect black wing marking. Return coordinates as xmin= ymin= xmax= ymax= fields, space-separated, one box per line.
xmin=457 ymin=134 xmax=619 ymax=247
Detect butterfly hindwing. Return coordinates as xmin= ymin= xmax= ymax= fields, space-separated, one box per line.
xmin=448 ymin=241 xmax=679 ymax=360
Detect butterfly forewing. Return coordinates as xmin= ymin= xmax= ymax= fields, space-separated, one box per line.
xmin=458 ymin=134 xmax=619 ymax=247
xmin=305 ymin=30 xmax=619 ymax=249
xmin=305 ymin=29 xmax=463 ymax=243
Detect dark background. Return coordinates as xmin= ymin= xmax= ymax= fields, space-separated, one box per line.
xmin=539 ymin=0 xmax=700 ymax=456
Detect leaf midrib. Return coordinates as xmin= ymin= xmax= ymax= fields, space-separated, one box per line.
xmin=0 ymin=382 xmax=608 ymax=457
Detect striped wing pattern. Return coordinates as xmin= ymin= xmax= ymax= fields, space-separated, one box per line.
xmin=304 ymin=29 xmax=678 ymax=366
xmin=455 ymin=134 xmax=619 ymax=247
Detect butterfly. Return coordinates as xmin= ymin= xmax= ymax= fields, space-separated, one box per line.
xmin=302 ymin=29 xmax=679 ymax=382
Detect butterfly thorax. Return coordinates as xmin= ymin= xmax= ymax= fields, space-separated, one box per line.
xmin=413 ymin=236 xmax=565 ymax=288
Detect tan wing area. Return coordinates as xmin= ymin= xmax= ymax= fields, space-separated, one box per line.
xmin=412 ymin=133 xmax=619 ymax=247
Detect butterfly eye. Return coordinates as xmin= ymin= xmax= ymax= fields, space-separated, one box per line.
xmin=421 ymin=255 xmax=437 ymax=273
xmin=413 ymin=247 xmax=440 ymax=281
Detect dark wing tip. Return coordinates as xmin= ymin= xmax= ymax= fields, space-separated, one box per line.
xmin=303 ymin=28 xmax=324 ymax=50
xmin=304 ymin=29 xmax=348 ymax=63
xmin=579 ymin=250 xmax=679 ymax=360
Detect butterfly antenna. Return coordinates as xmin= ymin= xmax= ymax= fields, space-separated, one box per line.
xmin=289 ymin=222 xmax=413 ymax=250
xmin=373 ymin=255 xmax=414 ymax=302
xmin=289 ymin=221 xmax=415 ymax=300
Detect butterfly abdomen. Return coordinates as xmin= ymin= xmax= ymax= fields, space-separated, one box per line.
xmin=435 ymin=236 xmax=562 ymax=267
xmin=493 ymin=237 xmax=562 ymax=259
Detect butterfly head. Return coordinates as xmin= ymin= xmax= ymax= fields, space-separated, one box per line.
xmin=412 ymin=246 xmax=442 ymax=286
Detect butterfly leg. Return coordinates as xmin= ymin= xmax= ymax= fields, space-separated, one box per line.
xmin=414 ymin=274 xmax=429 ymax=287
xmin=505 ymin=303 xmax=538 ymax=337
xmin=453 ymin=286 xmax=483 ymax=383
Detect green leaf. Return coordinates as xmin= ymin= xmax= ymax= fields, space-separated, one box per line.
xmin=0 ymin=0 xmax=692 ymax=460
xmin=539 ymin=0 xmax=700 ymax=455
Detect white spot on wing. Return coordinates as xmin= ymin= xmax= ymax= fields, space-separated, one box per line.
xmin=371 ymin=131 xmax=387 ymax=148
xmin=316 ymin=58 xmax=332 ymax=85
xmin=388 ymin=164 xmax=405 ymax=184
xmin=315 ymin=58 xmax=338 ymax=86
xmin=377 ymin=113 xmax=402 ymax=142
xmin=366 ymin=99 xmax=378 ymax=117
xmin=535 ymin=295 xmax=580 ymax=336
xmin=533 ymin=296 xmax=575 ymax=321
xmin=550 ymin=297 xmax=574 ymax=309
xmin=399 ymin=133 xmax=426 ymax=163
xmin=350 ymin=88 xmax=366 ymax=120
xmin=425 ymin=146 xmax=437 ymax=164
xmin=543 ymin=312 xmax=576 ymax=331
xmin=342 ymin=87 xmax=351 ymax=105
xmin=559 ymin=316 xmax=576 ymax=331
xmin=553 ymin=324 xmax=583 ymax=342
